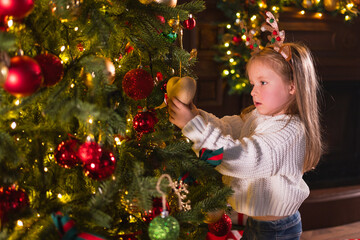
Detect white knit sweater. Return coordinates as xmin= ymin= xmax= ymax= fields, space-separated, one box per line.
xmin=182 ymin=109 xmax=310 ymax=217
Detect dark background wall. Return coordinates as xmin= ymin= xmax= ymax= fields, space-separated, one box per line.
xmin=179 ymin=0 xmax=360 ymax=230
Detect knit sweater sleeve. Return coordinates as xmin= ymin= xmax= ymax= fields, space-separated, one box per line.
xmin=182 ymin=114 xmax=305 ymax=178
xmin=196 ymin=109 xmax=244 ymax=139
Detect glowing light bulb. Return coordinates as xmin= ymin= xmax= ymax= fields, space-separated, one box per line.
xmin=226 ymin=50 xmax=231 ymax=55
xmin=300 ymin=10 xmax=305 ymax=15
xmin=250 ymin=15 xmax=257 ymax=21
xmin=223 ymin=70 xmax=229 ymax=75
xmin=44 ymin=167 xmax=48 ymax=172
xmin=11 ymin=122 xmax=16 ymax=129
xmin=60 ymin=46 xmax=66 ymax=52
xmin=224 ymin=42 xmax=229 ymax=47
xmin=226 ymin=24 xmax=231 ymax=29
xmin=74 ymin=27 xmax=79 ymax=31
xmin=236 ymin=12 xmax=240 ymax=18
xmin=58 ymin=193 xmax=62 ymax=199
xmin=345 ymin=15 xmax=350 ymax=21
xmin=88 ymin=118 xmax=93 ymax=124
xmin=229 ymin=58 xmax=234 ymax=63
xmin=17 ymin=220 xmax=23 ymax=227
xmin=7 ymin=19 xmax=13 ymax=27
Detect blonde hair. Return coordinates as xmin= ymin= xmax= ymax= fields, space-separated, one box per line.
xmin=243 ymin=42 xmax=323 ymax=172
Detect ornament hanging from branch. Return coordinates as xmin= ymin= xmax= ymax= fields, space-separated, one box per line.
xmin=148 ymin=173 xmax=190 ymax=240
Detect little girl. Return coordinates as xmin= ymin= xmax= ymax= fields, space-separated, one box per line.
xmin=168 ymin=40 xmax=323 ymax=239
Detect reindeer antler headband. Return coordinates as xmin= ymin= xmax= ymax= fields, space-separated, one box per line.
xmin=261 ymin=11 xmax=292 ymax=61
xmin=241 ymin=11 xmax=292 ymax=61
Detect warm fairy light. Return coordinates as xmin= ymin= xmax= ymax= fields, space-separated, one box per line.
xmin=7 ymin=19 xmax=13 ymax=27
xmin=37 ymin=213 xmax=40 ymax=217
xmin=229 ymin=58 xmax=234 ymax=63
xmin=118 ymin=65 xmax=122 ymax=68
xmin=112 ymin=176 xmax=116 ymax=180
xmin=44 ymin=167 xmax=48 ymax=172
xmin=11 ymin=122 xmax=16 ymax=129
xmin=50 ymin=148 xmax=53 ymax=151
xmin=224 ymin=42 xmax=229 ymax=47
xmin=70 ymin=83 xmax=75 ymax=88
xmin=235 ymin=18 xmax=240 ymax=24
xmin=60 ymin=46 xmax=66 ymax=52
xmin=250 ymin=15 xmax=256 ymax=21
xmin=88 ymin=117 xmax=93 ymax=124
xmin=58 ymin=193 xmax=62 ymax=199
xmin=223 ymin=69 xmax=229 ymax=75
xmin=345 ymin=15 xmax=350 ymax=21
xmin=300 ymin=10 xmax=305 ymax=15
xmin=17 ymin=220 xmax=23 ymax=227
xmin=16 ymin=138 xmax=19 ymax=141
xmin=272 ymin=6 xmax=277 ymax=12
xmin=29 ymin=139 xmax=32 ymax=143
xmin=235 ymin=83 xmax=241 ymax=89
xmin=242 ymin=83 xmax=246 ymax=87
xmin=236 ymin=12 xmax=240 ymax=18
xmin=127 ymin=118 xmax=131 ymax=122
xmin=115 ymin=137 xmax=121 ymax=145
xmin=226 ymin=24 xmax=231 ymax=29
xmin=341 ymin=8 xmax=346 ymax=14
xmin=58 ymin=135 xmax=61 ymax=138
xmin=226 ymin=50 xmax=231 ymax=55
xmin=242 ymin=35 xmax=247 ymax=41
xmin=346 ymin=3 xmax=354 ymax=9
xmin=74 ymin=27 xmax=79 ymax=31
xmin=316 ymin=13 xmax=322 ymax=18
xmin=126 ymin=129 xmax=130 ymax=133
xmin=230 ymin=69 xmax=235 ymax=74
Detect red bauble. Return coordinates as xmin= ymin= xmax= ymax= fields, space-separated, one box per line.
xmin=0 ymin=0 xmax=35 ymax=19
xmin=122 ymin=69 xmax=154 ymax=100
xmin=143 ymin=197 xmax=170 ymax=223
xmin=34 ymin=53 xmax=64 ymax=86
xmin=183 ymin=17 xmax=196 ymax=30
xmin=0 ymin=186 xmax=29 ymax=224
xmin=3 ymin=56 xmax=43 ymax=97
xmin=78 ymin=141 xmax=102 ymax=164
xmin=54 ymin=139 xmax=81 ymax=168
xmin=208 ymin=214 xmax=232 ymax=237
xmin=83 ymin=149 xmax=116 ymax=180
xmin=133 ymin=111 xmax=158 ymax=134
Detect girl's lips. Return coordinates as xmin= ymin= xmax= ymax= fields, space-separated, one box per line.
xmin=254 ymin=102 xmax=261 ymax=106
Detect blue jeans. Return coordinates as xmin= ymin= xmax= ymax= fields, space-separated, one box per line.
xmin=241 ymin=211 xmax=302 ymax=240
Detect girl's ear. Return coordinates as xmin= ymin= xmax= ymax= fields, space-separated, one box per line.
xmin=289 ymin=82 xmax=296 ymax=95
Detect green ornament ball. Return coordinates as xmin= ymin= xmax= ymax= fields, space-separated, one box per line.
xmin=148 ymin=215 xmax=180 ymax=240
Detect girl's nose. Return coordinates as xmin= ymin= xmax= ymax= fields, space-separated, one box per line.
xmin=250 ymin=86 xmax=256 ymax=96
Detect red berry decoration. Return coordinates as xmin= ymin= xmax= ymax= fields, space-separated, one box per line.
xmin=78 ymin=141 xmax=102 ymax=164
xmin=3 ymin=56 xmax=43 ymax=97
xmin=34 ymin=53 xmax=64 ymax=87
xmin=208 ymin=213 xmax=232 ymax=237
xmin=54 ymin=139 xmax=81 ymax=168
xmin=133 ymin=111 xmax=158 ymax=134
xmin=232 ymin=35 xmax=242 ymax=45
xmin=143 ymin=197 xmax=170 ymax=223
xmin=0 ymin=0 xmax=35 ymax=19
xmin=0 ymin=15 xmax=9 ymax=32
xmin=122 ymin=69 xmax=154 ymax=100
xmin=182 ymin=15 xmax=196 ymax=30
xmin=77 ymin=43 xmax=84 ymax=52
xmin=83 ymin=148 xmax=116 ymax=180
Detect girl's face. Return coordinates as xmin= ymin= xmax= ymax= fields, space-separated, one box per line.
xmin=248 ymin=60 xmax=295 ymax=116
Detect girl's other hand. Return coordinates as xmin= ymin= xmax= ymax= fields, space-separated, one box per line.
xmin=168 ymin=97 xmax=199 ymax=129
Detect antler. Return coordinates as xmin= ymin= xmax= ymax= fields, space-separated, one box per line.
xmin=260 ymin=11 xmax=291 ymax=61
xmin=239 ymin=21 xmax=260 ymax=55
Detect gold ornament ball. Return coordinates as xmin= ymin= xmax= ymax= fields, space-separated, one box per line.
xmin=0 ymin=62 xmax=9 ymax=86
xmin=154 ymin=0 xmax=177 ymax=7
xmin=139 ymin=0 xmax=154 ymax=4
xmin=104 ymin=58 xmax=116 ymax=84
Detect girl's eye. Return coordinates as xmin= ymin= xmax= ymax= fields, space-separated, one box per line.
xmin=261 ymin=81 xmax=267 ymax=85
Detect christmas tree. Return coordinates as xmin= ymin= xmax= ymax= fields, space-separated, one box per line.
xmin=0 ymin=0 xmax=233 ymax=239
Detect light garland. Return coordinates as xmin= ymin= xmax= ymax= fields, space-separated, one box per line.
xmin=216 ymin=0 xmax=360 ymax=95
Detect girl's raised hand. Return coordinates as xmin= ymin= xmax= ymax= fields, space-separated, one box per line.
xmin=168 ymin=97 xmax=199 ymax=129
